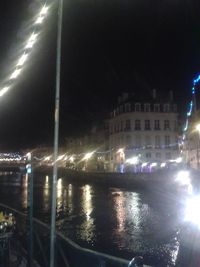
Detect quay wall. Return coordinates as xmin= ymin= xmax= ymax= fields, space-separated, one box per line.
xmin=34 ymin=167 xmax=179 ymax=190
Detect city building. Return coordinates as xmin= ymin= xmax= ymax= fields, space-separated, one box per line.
xmin=182 ymin=110 xmax=200 ymax=170
xmin=109 ymin=90 xmax=179 ymax=172
xmin=65 ymin=121 xmax=109 ymax=171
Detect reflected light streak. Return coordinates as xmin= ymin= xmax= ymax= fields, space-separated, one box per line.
xmin=83 ymin=185 xmax=92 ymax=220
xmin=80 ymin=185 xmax=95 ymax=242
xmin=22 ymin=174 xmax=28 ymax=209
xmin=57 ymin=178 xmax=62 ymax=198
xmin=68 ymin=184 xmax=72 ymax=197
xmin=114 ymin=191 xmax=126 ymax=232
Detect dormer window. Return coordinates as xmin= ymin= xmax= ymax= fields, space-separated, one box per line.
xmin=135 ymin=103 xmax=141 ymax=112
xmin=173 ymin=104 xmax=177 ymax=112
xmin=144 ymin=103 xmax=151 ymax=112
xmin=154 ymin=104 xmax=160 ymax=112
xmin=163 ymin=104 xmax=170 ymax=112
xmin=125 ymin=103 xmax=131 ymax=112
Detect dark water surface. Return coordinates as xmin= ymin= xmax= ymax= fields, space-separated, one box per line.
xmin=0 ymin=172 xmax=185 ymax=266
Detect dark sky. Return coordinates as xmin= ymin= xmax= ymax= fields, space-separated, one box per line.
xmin=0 ymin=0 xmax=200 ymax=150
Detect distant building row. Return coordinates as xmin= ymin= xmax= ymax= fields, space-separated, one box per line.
xmin=65 ymin=89 xmax=180 ymax=172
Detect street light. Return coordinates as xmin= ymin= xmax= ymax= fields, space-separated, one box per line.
xmin=50 ymin=0 xmax=63 ymax=267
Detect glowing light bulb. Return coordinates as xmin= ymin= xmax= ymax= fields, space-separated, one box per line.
xmin=26 ymin=33 xmax=37 ymax=49
xmin=40 ymin=6 xmax=48 ymax=15
xmin=17 ymin=54 xmax=28 ymax=66
xmin=10 ymin=69 xmax=21 ymax=79
xmin=35 ymin=16 xmax=44 ymax=24
xmin=0 ymin=87 xmax=9 ymax=97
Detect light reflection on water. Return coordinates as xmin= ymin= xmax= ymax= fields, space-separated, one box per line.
xmin=0 ymin=173 xmax=182 ymax=266
xmin=79 ymin=184 xmax=96 ymax=243
xmin=21 ymin=174 xmax=28 ymax=209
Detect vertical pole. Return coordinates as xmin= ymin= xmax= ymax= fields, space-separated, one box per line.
xmin=50 ymin=0 xmax=63 ymax=266
xmin=27 ymin=152 xmax=33 ymax=267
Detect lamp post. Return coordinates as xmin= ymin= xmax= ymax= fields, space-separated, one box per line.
xmin=50 ymin=0 xmax=63 ymax=266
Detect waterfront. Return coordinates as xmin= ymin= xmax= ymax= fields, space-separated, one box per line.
xmin=0 ymin=172 xmax=191 ymax=266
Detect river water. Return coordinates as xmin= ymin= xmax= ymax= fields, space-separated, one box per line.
xmin=0 ymin=172 xmax=190 ymax=266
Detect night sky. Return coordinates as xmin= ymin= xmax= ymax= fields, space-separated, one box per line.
xmin=0 ymin=0 xmax=200 ymax=150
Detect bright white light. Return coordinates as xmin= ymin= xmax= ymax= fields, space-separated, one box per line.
xmin=175 ymin=157 xmax=183 ymax=163
xmin=26 ymin=33 xmax=37 ymax=49
xmin=35 ymin=16 xmax=44 ymax=24
xmin=196 ymin=124 xmax=200 ymax=133
xmin=150 ymin=162 xmax=157 ymax=167
xmin=141 ymin=162 xmax=148 ymax=167
xmin=57 ymin=155 xmax=65 ymax=161
xmin=83 ymin=152 xmax=94 ymax=160
xmin=57 ymin=178 xmax=62 ymax=190
xmin=17 ymin=54 xmax=28 ymax=66
xmin=40 ymin=6 xmax=48 ymax=15
xmin=161 ymin=162 xmax=166 ymax=168
xmin=126 ymin=156 xmax=138 ymax=165
xmin=175 ymin=170 xmax=190 ymax=186
xmin=69 ymin=156 xmax=74 ymax=162
xmin=44 ymin=156 xmax=50 ymax=161
xmin=117 ymin=148 xmax=124 ymax=154
xmin=10 ymin=69 xmax=21 ymax=79
xmin=0 ymin=87 xmax=9 ymax=97
xmin=185 ymin=195 xmax=200 ymax=227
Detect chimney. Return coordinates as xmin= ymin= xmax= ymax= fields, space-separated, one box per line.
xmin=152 ymin=89 xmax=156 ymax=99
xmin=169 ymin=90 xmax=173 ymax=102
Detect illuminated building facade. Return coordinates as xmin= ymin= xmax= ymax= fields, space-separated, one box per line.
xmin=109 ymin=90 xmax=179 ymax=172
xmin=182 ymin=110 xmax=200 ymax=170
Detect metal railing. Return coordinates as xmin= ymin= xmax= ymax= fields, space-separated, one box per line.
xmin=0 ymin=203 xmax=151 ymax=267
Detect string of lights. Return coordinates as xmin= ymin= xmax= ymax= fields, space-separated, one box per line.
xmin=0 ymin=3 xmax=50 ymax=98
xmin=183 ymin=75 xmax=200 ymax=133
